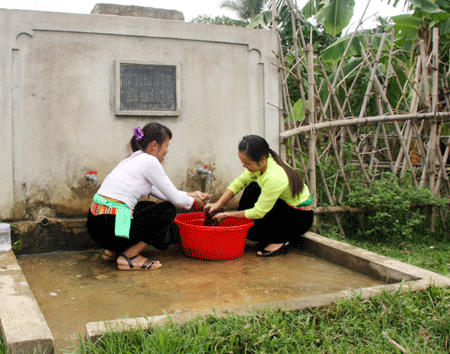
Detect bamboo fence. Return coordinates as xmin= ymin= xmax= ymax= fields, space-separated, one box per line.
xmin=272 ymin=1 xmax=450 ymax=233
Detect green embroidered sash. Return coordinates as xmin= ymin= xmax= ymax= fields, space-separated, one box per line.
xmin=93 ymin=194 xmax=132 ymax=238
xmin=298 ymin=194 xmax=313 ymax=207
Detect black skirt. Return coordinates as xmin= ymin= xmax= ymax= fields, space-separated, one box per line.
xmin=239 ymin=182 xmax=314 ymax=244
xmin=87 ymin=201 xmax=180 ymax=252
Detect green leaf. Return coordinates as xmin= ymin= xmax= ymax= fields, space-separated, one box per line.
xmin=302 ymin=0 xmax=320 ymax=18
xmin=391 ymin=13 xmax=422 ymax=28
xmin=439 ymin=17 xmax=450 ymax=34
xmin=391 ymin=14 xmax=421 ymax=37
xmin=387 ymin=0 xmax=406 ymax=7
xmin=246 ymin=10 xmax=272 ymax=28
xmin=288 ymin=99 xmax=307 ymax=122
xmin=406 ymin=0 xmax=442 ymax=13
xmin=319 ymin=35 xmax=362 ymax=62
xmin=320 ymin=33 xmax=388 ymax=62
xmin=315 ymin=0 xmax=355 ymax=37
xmin=435 ymin=0 xmax=450 ymax=12
xmin=318 ymin=58 xmax=363 ymax=102
xmin=440 ymin=122 xmax=450 ymax=136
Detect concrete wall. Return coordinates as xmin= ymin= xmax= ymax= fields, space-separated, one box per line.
xmin=0 ymin=8 xmax=280 ymax=223
xmin=90 ymin=3 xmax=185 ymax=21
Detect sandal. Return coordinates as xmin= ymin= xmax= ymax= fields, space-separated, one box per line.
xmin=257 ymin=242 xmax=290 ymax=257
xmin=117 ymin=254 xmax=161 ymax=271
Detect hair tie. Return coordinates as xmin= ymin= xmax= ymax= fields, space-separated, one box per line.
xmin=133 ymin=127 xmax=144 ymax=141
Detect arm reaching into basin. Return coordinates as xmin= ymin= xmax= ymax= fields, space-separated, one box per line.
xmin=188 ymin=191 xmax=210 ymax=201
xmin=206 ymin=135 xmax=314 ymax=257
xmin=187 ymin=191 xmax=210 ymax=211
xmin=86 ymin=123 xmax=209 ymax=271
xmin=205 ymin=189 xmax=245 ymax=222
xmin=205 ymin=189 xmax=233 ymax=213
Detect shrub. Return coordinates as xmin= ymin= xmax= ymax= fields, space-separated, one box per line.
xmin=346 ymin=174 xmax=449 ymax=242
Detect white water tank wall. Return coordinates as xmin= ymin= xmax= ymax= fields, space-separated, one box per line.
xmin=0 ymin=8 xmax=280 ymax=221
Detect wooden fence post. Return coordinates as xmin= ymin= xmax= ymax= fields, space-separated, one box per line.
xmin=306 ymin=43 xmax=317 ymax=221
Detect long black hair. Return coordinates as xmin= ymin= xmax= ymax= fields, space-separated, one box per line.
xmin=130 ymin=122 xmax=172 ymax=152
xmin=238 ymin=135 xmax=304 ymax=197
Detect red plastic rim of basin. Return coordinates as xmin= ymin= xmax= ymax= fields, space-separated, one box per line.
xmin=174 ymin=212 xmax=254 ymax=261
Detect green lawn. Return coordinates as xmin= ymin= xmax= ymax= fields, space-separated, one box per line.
xmin=2 ymin=230 xmax=448 ymax=353
xmin=67 ymin=286 xmax=450 ymax=353
xmin=65 ymin=233 xmax=450 ymax=354
xmin=327 ymin=233 xmax=450 ymax=279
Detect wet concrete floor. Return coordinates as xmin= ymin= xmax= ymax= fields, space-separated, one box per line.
xmin=18 ymin=243 xmax=384 ymax=352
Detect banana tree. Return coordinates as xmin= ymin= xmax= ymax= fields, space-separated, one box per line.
xmin=314 ymin=0 xmax=356 ymax=37
xmin=387 ymin=0 xmax=450 ymax=139
xmin=219 ymin=0 xmax=269 ymax=23
xmin=294 ymin=0 xmax=356 ymax=37
xmin=388 ymin=0 xmax=450 ymax=60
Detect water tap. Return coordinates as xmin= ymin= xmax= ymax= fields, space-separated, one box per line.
xmin=85 ymin=170 xmax=98 ymax=186
xmin=197 ymin=165 xmax=212 ymax=178
xmin=197 ymin=165 xmax=212 ymax=193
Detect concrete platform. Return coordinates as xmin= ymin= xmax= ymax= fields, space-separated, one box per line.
xmin=4 ymin=232 xmax=450 ymax=353
xmin=85 ymin=232 xmax=450 ymax=342
xmin=0 ymin=251 xmax=54 ymax=354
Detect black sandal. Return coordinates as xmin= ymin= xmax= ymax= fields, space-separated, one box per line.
xmin=117 ymin=254 xmax=160 ymax=271
xmin=257 ymin=242 xmax=290 ymax=257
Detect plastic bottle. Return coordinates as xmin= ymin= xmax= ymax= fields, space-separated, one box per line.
xmin=0 ymin=223 xmax=12 ymax=252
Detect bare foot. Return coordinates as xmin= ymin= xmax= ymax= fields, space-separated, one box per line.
xmin=102 ymin=250 xmax=117 ymax=261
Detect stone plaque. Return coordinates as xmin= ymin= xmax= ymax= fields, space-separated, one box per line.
xmin=115 ymin=60 xmax=180 ymax=116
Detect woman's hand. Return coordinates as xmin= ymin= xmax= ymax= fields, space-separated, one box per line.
xmin=204 ymin=189 xmax=235 ymax=215
xmin=212 ymin=210 xmax=247 ymax=222
xmin=188 ymin=191 xmax=210 ymax=201
xmin=197 ymin=192 xmax=210 ymax=201
xmin=190 ymin=196 xmax=205 ymax=211
xmin=205 ymin=201 xmax=221 ymax=214
xmin=212 ymin=212 xmax=230 ymax=223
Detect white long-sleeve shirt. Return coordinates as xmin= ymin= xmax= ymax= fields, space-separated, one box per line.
xmin=97 ymin=151 xmax=194 ymax=210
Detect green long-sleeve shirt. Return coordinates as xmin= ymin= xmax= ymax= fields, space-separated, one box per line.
xmin=227 ymin=156 xmax=311 ymax=219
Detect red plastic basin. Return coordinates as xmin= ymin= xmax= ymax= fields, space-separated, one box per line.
xmin=174 ymin=212 xmax=254 ymax=260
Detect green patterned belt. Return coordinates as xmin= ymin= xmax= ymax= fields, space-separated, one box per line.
xmin=93 ymin=194 xmax=132 ymax=238
xmin=297 ymin=194 xmax=313 ymax=207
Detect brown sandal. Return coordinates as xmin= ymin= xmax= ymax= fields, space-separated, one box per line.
xmin=117 ymin=254 xmax=161 ymax=271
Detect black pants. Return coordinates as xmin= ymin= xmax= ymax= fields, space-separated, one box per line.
xmin=239 ymin=182 xmax=314 ymax=244
xmin=87 ymin=201 xmax=180 ymax=253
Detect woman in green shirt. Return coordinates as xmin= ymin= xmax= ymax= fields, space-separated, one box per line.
xmin=206 ymin=135 xmax=313 ymax=257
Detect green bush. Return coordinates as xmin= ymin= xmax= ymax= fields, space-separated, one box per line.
xmin=346 ymin=174 xmax=449 ymax=242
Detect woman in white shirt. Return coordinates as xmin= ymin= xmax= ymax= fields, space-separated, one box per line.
xmin=87 ymin=123 xmax=208 ymax=271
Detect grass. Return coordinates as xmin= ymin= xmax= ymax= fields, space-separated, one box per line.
xmin=64 ymin=229 xmax=450 ymax=354
xmin=324 ymin=226 xmax=450 ymax=278
xmin=349 ymin=239 xmax=450 ymax=277
xmin=0 ymin=331 xmax=5 ymax=354
xmin=66 ymin=286 xmax=450 ymax=353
